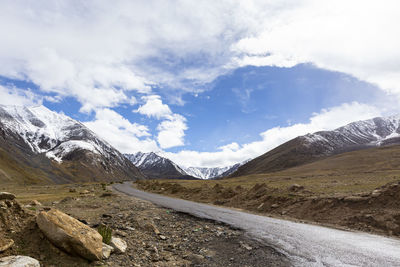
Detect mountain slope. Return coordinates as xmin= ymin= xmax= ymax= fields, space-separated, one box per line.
xmin=233 ymin=115 xmax=400 ymax=177
xmin=125 ymin=152 xmax=195 ymax=179
xmin=0 ymin=105 xmax=144 ymax=184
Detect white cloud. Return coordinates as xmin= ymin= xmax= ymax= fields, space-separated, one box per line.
xmin=135 ymin=95 xmax=172 ymax=119
xmin=157 ymin=114 xmax=187 ymax=149
xmin=0 ymin=85 xmax=42 ymax=106
xmin=218 ymin=142 xmax=240 ymax=152
xmin=0 ymin=0 xmax=399 ymax=108
xmin=231 ymin=0 xmax=400 ymax=96
xmin=1 ymin=1 xmax=400 ymax=168
xmin=84 ymin=108 xmax=159 ymax=153
xmin=163 ymin=102 xmax=381 ymax=167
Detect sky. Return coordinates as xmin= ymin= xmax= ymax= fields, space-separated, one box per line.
xmin=0 ymin=0 xmax=399 ymax=167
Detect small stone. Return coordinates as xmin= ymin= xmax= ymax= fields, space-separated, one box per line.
xmin=371 ymin=190 xmax=381 ymax=197
xmin=80 ymin=190 xmax=90 ymax=194
xmin=0 ymin=256 xmax=40 ymax=267
xmin=240 ymin=241 xmax=252 ymax=251
xmin=0 ymin=192 xmax=15 ymax=200
xmin=30 ymin=200 xmax=42 ymax=206
xmin=271 ymin=204 xmax=279 ymax=208
xmin=288 ymin=184 xmax=304 ymax=192
xmin=0 ymin=238 xmax=14 ymax=252
xmin=159 ymin=235 xmax=167 ymax=240
xmin=102 ymin=243 xmax=114 ymax=259
xmin=144 ymin=221 xmax=160 ymax=235
xmin=110 ymin=237 xmax=127 ymax=254
xmin=188 ymin=254 xmax=204 ymax=263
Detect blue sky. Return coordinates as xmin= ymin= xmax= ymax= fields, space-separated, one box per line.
xmin=0 ymin=1 xmax=399 ymax=167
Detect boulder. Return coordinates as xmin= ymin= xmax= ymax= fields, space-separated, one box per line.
xmin=0 ymin=256 xmax=40 ymax=267
xmin=110 ymin=237 xmax=127 ymax=253
xmin=36 ymin=209 xmax=103 ymax=261
xmin=0 ymin=238 xmax=14 ymax=252
xmin=102 ymin=243 xmax=114 ymax=259
xmin=0 ymin=192 xmax=15 ymax=200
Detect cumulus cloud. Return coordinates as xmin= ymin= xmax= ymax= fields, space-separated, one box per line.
xmin=135 ymin=95 xmax=172 ymax=119
xmin=163 ymin=102 xmax=381 ymax=167
xmin=84 ymin=108 xmax=159 ymax=153
xmin=157 ymin=114 xmax=187 ymax=149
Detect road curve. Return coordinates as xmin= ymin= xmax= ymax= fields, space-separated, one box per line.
xmin=114 ymin=182 xmax=400 ymax=267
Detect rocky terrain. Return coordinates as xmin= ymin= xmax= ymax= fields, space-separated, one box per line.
xmin=0 ymin=105 xmax=144 ymax=185
xmin=0 ymin=183 xmax=289 ymax=266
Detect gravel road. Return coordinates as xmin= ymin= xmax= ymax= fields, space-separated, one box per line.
xmin=114 ymin=182 xmax=400 ymax=267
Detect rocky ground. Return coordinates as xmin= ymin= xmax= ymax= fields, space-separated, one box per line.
xmin=0 ymin=183 xmax=290 ymax=267
xmin=136 ymin=179 xmax=400 ymax=238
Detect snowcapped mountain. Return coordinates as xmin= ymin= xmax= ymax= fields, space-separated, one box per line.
xmin=125 ymin=152 xmax=195 ymax=179
xmin=183 ymin=160 xmax=249 ymax=179
xmin=233 ymin=115 xmax=400 ymax=177
xmin=302 ymin=115 xmax=400 ymax=151
xmin=0 ymin=105 xmax=144 ymax=184
xmin=125 ymin=151 xmax=247 ymax=179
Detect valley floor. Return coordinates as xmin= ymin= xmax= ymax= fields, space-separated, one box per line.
xmin=0 ymin=183 xmax=289 ymax=267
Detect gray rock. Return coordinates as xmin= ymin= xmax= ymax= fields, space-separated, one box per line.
xmin=0 ymin=256 xmax=40 ymax=267
xmin=110 ymin=237 xmax=127 ymax=254
xmin=102 ymin=243 xmax=114 ymax=259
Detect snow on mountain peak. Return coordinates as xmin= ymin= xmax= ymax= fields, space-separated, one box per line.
xmin=0 ymin=105 xmax=116 ymax=163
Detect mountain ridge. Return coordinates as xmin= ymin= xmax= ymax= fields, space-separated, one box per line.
xmin=233 ymin=115 xmax=400 ymax=177
xmin=125 ymin=151 xmax=247 ymax=179
xmin=0 ymin=105 xmax=144 ymax=184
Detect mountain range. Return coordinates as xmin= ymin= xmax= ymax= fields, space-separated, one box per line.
xmin=1 ymin=104 xmax=400 ymax=184
xmin=0 ymin=105 xmax=143 ymax=184
xmin=125 ymin=152 xmax=247 ymax=179
xmin=233 ymin=115 xmax=400 ymax=177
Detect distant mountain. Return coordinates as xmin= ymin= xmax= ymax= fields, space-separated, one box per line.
xmin=233 ymin=115 xmax=400 ymax=177
xmin=183 ymin=160 xmax=250 ymax=179
xmin=125 ymin=151 xmax=247 ymax=179
xmin=125 ymin=152 xmax=195 ymax=179
xmin=0 ymin=105 xmax=144 ymax=184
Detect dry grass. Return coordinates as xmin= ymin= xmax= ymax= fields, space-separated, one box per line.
xmin=0 ymin=182 xmax=106 ymax=204
xmin=145 ymin=145 xmax=400 ymax=197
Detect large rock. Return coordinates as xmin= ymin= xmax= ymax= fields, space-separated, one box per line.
xmin=0 ymin=192 xmax=15 ymax=200
xmin=36 ymin=209 xmax=103 ymax=261
xmin=110 ymin=237 xmax=127 ymax=253
xmin=0 ymin=256 xmax=40 ymax=267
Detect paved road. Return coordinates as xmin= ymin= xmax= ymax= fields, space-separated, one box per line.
xmin=114 ymin=182 xmax=400 ymax=267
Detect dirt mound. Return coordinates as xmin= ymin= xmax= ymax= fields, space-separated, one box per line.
xmin=0 ymin=198 xmax=33 ymax=235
